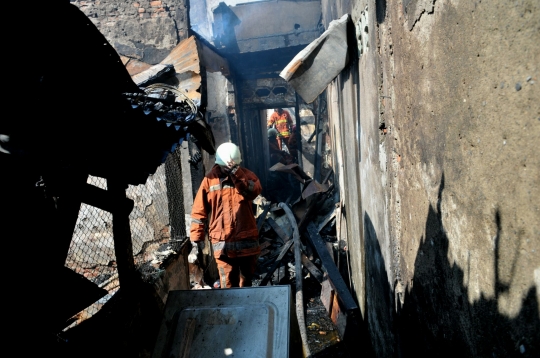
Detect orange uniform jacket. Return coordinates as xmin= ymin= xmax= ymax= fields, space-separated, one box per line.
xmin=267 ymin=111 xmax=293 ymax=138
xmin=190 ymin=165 xmax=262 ymax=258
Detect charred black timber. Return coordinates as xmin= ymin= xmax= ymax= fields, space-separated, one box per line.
xmin=297 ymin=198 xmax=318 ymax=233
xmin=267 ymin=217 xmax=289 ymax=243
xmin=79 ymin=183 xmax=134 ymax=214
xmin=259 ymin=239 xmax=294 ymax=286
xmin=49 ymin=172 xmax=89 ymax=269
xmin=257 ymin=204 xmax=271 ymax=232
xmin=305 ymin=222 xmax=356 ymax=310
xmin=301 ymin=252 xmax=324 ymax=283
xmin=109 ymin=179 xmax=137 ymax=292
xmin=307 ymin=128 xmax=322 ymax=144
xmin=298 ymin=184 xmax=334 ymax=233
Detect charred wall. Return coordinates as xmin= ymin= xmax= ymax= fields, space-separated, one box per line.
xmin=72 ymin=0 xmax=190 ymax=64
xmin=324 ymin=0 xmax=539 ymax=356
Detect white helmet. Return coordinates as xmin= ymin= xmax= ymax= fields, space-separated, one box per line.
xmin=215 ymin=142 xmax=242 ymax=166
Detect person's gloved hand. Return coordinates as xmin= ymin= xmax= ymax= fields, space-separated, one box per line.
xmin=221 ymin=159 xmax=239 ymax=176
xmin=188 ymin=241 xmax=205 ymax=263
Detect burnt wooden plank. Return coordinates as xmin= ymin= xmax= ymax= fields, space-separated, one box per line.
xmin=320 ymin=273 xmax=334 ymax=312
xmin=301 ymin=252 xmax=324 ymax=283
xmin=298 ymin=185 xmax=334 ymax=233
xmin=305 ymin=222 xmax=357 ymax=312
xmin=80 ymin=183 xmax=134 ymax=214
xmin=257 ymin=204 xmax=271 ymax=232
xmin=260 ymin=240 xmax=272 ymax=250
xmin=317 ymin=207 xmax=337 ymax=233
xmin=55 ymin=267 xmax=108 ymax=330
xmin=259 ymin=239 xmax=294 ymax=286
xmin=267 ymin=217 xmax=289 ymax=243
xmin=109 ymin=179 xmax=137 ymax=292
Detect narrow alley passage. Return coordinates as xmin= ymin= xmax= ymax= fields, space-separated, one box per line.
xmin=3 ymin=1 xmax=538 ymax=357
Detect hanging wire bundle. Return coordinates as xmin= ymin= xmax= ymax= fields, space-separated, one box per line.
xmin=123 ymin=84 xmax=200 ymax=126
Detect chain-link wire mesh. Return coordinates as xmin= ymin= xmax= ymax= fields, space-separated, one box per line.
xmin=66 ymin=176 xmax=116 ymax=285
xmin=63 ymin=146 xmax=188 ymax=331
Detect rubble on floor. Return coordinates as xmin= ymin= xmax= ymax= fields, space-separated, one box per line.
xmin=189 ymin=169 xmax=356 ymax=356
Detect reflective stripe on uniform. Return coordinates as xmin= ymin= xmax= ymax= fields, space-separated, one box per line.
xmin=209 ymin=184 xmax=221 ymax=192
xmin=191 ymin=218 xmax=205 ymax=225
xmin=219 ymin=266 xmax=227 ymax=288
xmin=213 ymin=240 xmax=259 ymax=252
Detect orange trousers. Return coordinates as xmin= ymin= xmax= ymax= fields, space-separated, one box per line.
xmin=277 ymin=135 xmax=290 ymax=151
xmin=215 ymin=255 xmax=258 ymax=288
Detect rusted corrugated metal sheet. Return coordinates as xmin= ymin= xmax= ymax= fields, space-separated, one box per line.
xmin=160 ymin=36 xmax=202 ymax=103
xmin=131 ymin=64 xmax=175 ymax=87
xmin=123 ymin=36 xmax=231 ymax=104
xmin=120 ymin=55 xmax=152 ymax=77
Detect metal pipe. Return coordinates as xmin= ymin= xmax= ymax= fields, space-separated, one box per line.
xmin=278 ymin=202 xmax=312 ymax=358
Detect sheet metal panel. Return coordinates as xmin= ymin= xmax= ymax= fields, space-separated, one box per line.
xmin=160 ymin=36 xmax=202 ymax=102
xmin=152 ymin=285 xmax=293 ymax=358
xmin=280 ymin=14 xmax=350 ymax=103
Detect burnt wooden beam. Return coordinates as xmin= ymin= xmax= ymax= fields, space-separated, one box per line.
xmin=307 ymin=128 xmax=322 ymax=143
xmin=297 ymin=169 xmax=334 ymax=232
xmin=305 ymin=222 xmax=359 ymax=338
xmin=257 ymin=204 xmax=271 ymax=232
xmin=267 ymin=217 xmax=289 ymax=243
xmin=259 ymin=239 xmax=294 ymax=286
xmin=79 ymin=183 xmax=134 ymax=214
xmin=298 ymin=184 xmax=334 ymax=233
xmin=317 ymin=207 xmax=337 ymax=233
xmin=51 ymin=173 xmax=89 ymax=269
xmin=109 ymin=179 xmax=137 ymax=292
xmin=322 ymin=167 xmax=334 ymax=184
xmin=301 ymin=252 xmax=324 ymax=283
xmin=305 ymin=222 xmax=356 ymax=309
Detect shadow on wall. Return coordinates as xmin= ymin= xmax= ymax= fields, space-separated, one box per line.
xmin=364 ymin=174 xmax=540 ymax=357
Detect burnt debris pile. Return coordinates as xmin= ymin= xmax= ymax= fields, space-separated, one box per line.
xmin=189 ymin=168 xmax=356 ymax=356
xmin=251 ymin=173 xmax=357 ymax=356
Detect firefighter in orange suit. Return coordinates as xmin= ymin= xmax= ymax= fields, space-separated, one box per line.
xmin=190 ymin=142 xmax=262 ymax=288
xmin=267 ymin=108 xmax=294 ymax=150
xmin=287 ymin=125 xmax=300 ymax=162
xmin=268 ymin=128 xmax=295 ymax=166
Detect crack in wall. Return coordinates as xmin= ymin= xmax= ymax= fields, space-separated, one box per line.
xmin=407 ymin=0 xmax=437 ymax=31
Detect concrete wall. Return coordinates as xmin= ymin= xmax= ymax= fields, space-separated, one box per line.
xmin=240 ymin=77 xmax=297 ymax=107
xmin=72 ymin=0 xmax=190 ymax=64
xmin=190 ymin=0 xmax=321 ymax=53
xmin=323 ymin=0 xmax=539 ymax=356
xmin=226 ymin=0 xmax=321 ymax=53
xmin=206 ymin=72 xmax=232 ymax=147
